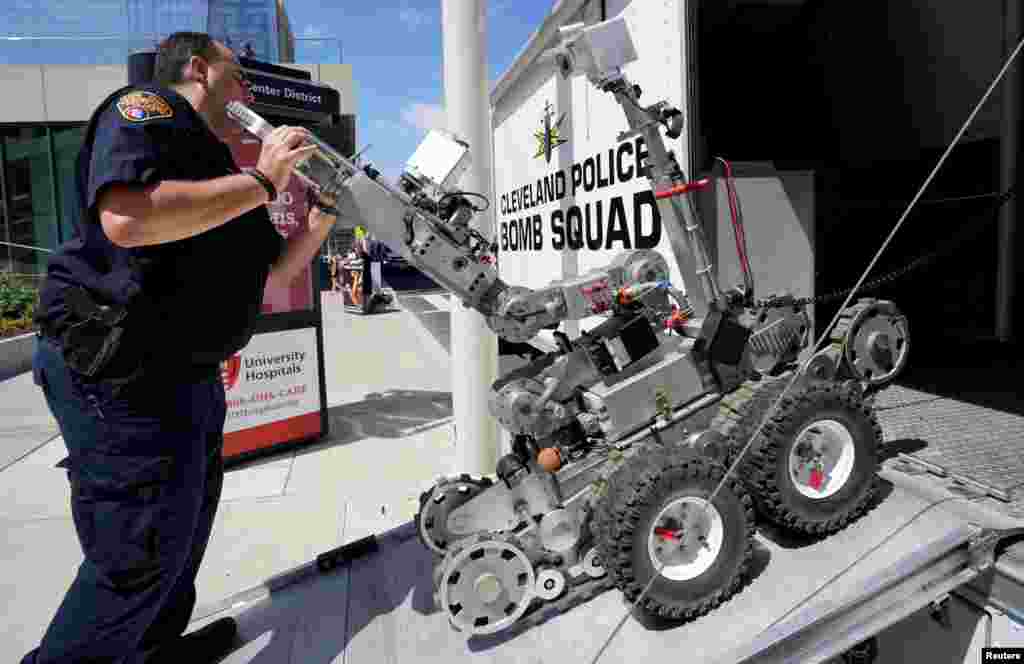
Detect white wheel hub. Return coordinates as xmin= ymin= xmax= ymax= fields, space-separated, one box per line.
xmin=648 ymin=496 xmax=725 ymax=581
xmin=438 ymin=538 xmax=535 ymax=635
xmin=788 ymin=419 xmax=856 ymax=498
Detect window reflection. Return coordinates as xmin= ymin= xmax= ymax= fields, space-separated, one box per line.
xmin=1 ymin=127 xmax=53 ymax=277
xmin=0 ymin=125 xmax=86 ymax=278
xmin=0 ymin=1 xmax=285 ymax=65
xmin=51 ymin=126 xmax=87 ymax=244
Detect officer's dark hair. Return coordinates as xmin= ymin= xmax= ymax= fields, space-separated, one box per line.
xmin=153 ymin=32 xmax=224 ymax=87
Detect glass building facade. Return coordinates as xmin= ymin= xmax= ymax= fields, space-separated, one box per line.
xmin=1 ymin=0 xmax=287 ymax=65
xmin=0 ymin=1 xmax=339 ymax=276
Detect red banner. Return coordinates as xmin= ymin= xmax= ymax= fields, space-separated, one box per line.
xmin=224 ymin=128 xmax=315 ymax=313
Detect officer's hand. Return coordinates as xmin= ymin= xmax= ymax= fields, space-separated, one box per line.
xmin=257 ymin=126 xmax=318 ymax=194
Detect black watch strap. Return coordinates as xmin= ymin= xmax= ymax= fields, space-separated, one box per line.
xmin=312 ymin=201 xmax=340 ymax=216
xmin=244 ymin=168 xmax=277 ymax=203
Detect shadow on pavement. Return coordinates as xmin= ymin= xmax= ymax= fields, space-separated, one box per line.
xmin=220 ymin=526 xmax=442 ymax=663
xmin=325 ymin=389 xmax=453 ymax=441
xmin=878 ymin=438 xmax=929 ymax=463
xmin=225 ymin=389 xmax=453 ymax=471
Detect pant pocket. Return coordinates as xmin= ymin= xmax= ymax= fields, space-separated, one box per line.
xmin=65 ymin=453 xmax=174 ymax=592
xmin=32 ymin=341 xmax=51 ymax=392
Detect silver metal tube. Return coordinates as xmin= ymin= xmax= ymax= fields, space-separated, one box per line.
xmin=613 ymin=390 xmax=722 ymax=450
xmin=609 ymin=81 xmax=725 ymax=314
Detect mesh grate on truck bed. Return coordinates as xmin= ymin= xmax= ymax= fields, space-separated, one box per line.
xmin=875 ymin=383 xmax=1024 ymax=515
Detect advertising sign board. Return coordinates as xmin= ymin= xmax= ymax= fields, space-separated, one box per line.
xmin=221 ymin=327 xmax=322 ymax=457
xmin=218 ymin=119 xmax=328 ymax=461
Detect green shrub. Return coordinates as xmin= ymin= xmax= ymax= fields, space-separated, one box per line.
xmin=0 ymin=273 xmax=39 ymax=322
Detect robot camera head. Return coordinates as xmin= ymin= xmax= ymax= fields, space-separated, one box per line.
xmin=547 ymin=16 xmax=638 ymax=82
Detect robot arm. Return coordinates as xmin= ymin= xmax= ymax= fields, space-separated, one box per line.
xmin=227 ymin=100 xmax=685 ymax=344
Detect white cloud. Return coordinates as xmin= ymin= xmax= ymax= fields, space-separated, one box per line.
xmin=400 ymin=102 xmax=447 ymax=132
xmin=398 ymin=4 xmax=433 ymax=31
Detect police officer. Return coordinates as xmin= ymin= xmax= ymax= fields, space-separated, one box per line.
xmin=24 ymin=32 xmax=338 ymax=664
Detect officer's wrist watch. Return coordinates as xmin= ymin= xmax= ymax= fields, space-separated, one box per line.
xmin=244 ymin=168 xmax=277 ymax=203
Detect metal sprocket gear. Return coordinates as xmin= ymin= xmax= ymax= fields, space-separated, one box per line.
xmin=830 ymin=299 xmax=909 ymax=389
xmin=415 ymin=474 xmax=494 ymax=555
xmin=434 ymin=532 xmax=536 ymax=635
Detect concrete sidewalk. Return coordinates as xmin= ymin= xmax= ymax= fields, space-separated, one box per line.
xmin=0 ymin=293 xmax=464 ymax=659
xmin=2 ymin=293 xmax=1022 ymax=663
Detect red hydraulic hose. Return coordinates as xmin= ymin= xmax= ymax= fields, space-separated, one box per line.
xmin=719 ymin=157 xmax=753 ymax=288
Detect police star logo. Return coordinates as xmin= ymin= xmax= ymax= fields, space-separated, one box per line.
xmin=116 ymin=91 xmax=174 ymax=122
xmin=533 ymin=100 xmax=567 ymax=164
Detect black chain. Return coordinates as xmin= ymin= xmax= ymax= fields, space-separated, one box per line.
xmin=754 ymin=188 xmax=1016 ymax=309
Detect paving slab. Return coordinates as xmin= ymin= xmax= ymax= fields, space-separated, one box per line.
xmin=200 ymin=564 xmax=352 ymax=664
xmin=221 ymin=456 xmax=294 ymax=502
xmin=0 ymin=370 xmax=60 ymax=471
xmin=1 ymin=517 xmax=84 ymax=659
xmin=0 ymin=435 xmax=70 ymax=521
xmin=321 ymin=305 xmax=451 ymax=406
xmin=285 ymin=418 xmax=456 ymax=507
xmin=193 ymin=489 xmax=346 ymax=614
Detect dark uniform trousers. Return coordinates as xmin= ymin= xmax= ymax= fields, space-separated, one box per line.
xmin=22 ymin=336 xmax=227 ymax=664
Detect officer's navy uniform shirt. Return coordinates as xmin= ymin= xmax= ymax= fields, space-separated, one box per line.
xmin=37 ymin=84 xmax=285 ymax=376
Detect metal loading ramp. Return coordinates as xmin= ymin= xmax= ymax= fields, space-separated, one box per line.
xmin=207 ymin=464 xmax=1021 ymax=664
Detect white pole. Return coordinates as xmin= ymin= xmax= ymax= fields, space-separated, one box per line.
xmin=442 ymin=0 xmax=500 ymax=477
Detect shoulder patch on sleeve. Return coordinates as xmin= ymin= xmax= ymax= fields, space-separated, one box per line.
xmin=116 ymin=91 xmax=173 ymax=123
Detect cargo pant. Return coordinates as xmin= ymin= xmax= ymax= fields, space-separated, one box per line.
xmin=21 ymin=336 xmax=227 ymax=664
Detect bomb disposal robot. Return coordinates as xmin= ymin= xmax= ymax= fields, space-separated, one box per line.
xmin=229 ymin=15 xmax=910 ymax=637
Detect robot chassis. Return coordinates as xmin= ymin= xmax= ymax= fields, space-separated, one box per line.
xmin=231 ymin=16 xmax=911 ymax=639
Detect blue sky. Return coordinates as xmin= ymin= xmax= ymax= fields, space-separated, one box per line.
xmin=0 ymin=0 xmax=557 ymax=183
xmin=287 ymin=0 xmax=555 ymax=182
